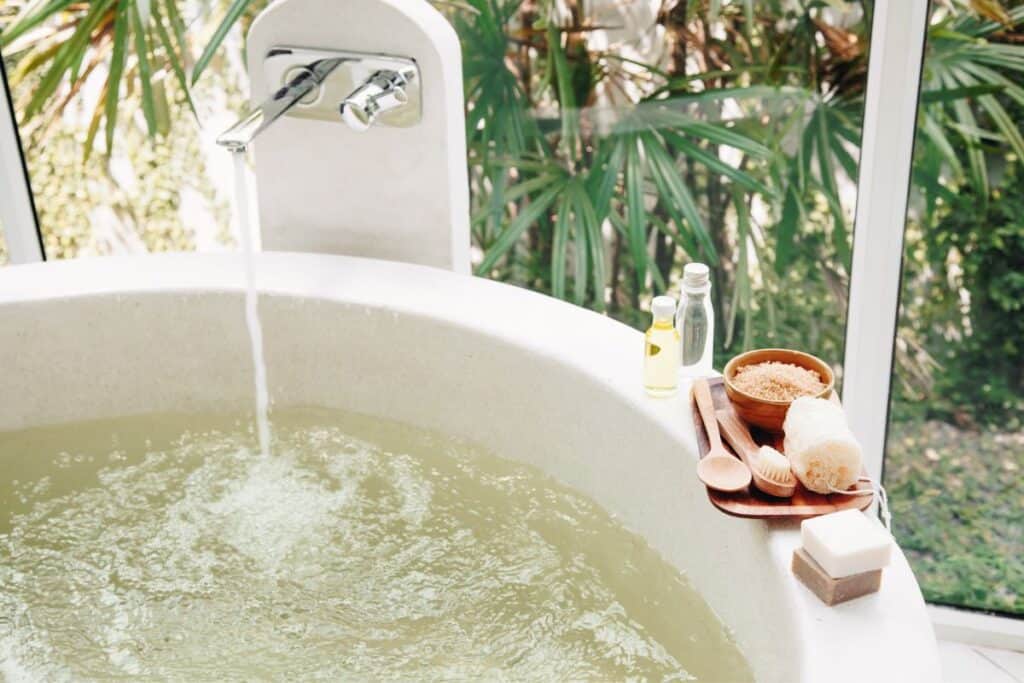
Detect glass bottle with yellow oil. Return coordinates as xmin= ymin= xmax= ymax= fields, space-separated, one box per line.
xmin=644 ymin=296 xmax=681 ymax=397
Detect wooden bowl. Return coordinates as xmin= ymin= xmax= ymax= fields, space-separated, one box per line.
xmin=722 ymin=348 xmax=835 ymax=432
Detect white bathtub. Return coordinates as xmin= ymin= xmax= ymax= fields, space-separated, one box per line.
xmin=0 ymin=252 xmax=940 ymax=681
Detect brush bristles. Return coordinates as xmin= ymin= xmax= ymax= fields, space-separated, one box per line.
xmin=757 ymin=446 xmax=795 ymax=484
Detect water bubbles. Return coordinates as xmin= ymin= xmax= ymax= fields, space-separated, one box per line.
xmin=0 ymin=410 xmax=751 ymax=681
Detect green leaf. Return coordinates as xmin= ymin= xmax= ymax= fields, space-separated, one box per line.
xmin=650 ymin=214 xmax=693 ymax=252
xmin=742 ymin=0 xmax=755 ymax=36
xmin=83 ymin=77 xmax=108 ymax=161
xmin=8 ymin=41 xmax=63 ymax=87
xmin=192 ymin=0 xmax=252 ymax=84
xmin=151 ymin=0 xmax=197 ymax=118
xmin=976 ymin=94 xmax=1024 ymax=160
xmin=570 ymin=181 xmax=606 ymax=311
xmin=814 ymin=104 xmax=850 ymax=265
xmin=552 ymin=194 xmax=571 ymax=299
xmin=105 ymin=1 xmax=131 ymax=155
xmin=920 ymin=83 xmax=1003 ymax=103
xmin=547 ymin=25 xmax=578 ymax=154
xmin=663 ymin=130 xmax=775 ymax=197
xmin=649 ymin=109 xmax=772 ymax=157
xmin=21 ymin=0 xmax=114 ymax=121
xmin=572 ymin=231 xmax=587 ymax=305
xmin=650 ymin=83 xmax=803 ymax=104
xmin=921 ymin=112 xmax=964 ymax=178
xmin=775 ymin=181 xmax=801 ymax=275
xmin=726 ymin=189 xmax=752 ymax=349
xmin=641 ymin=132 xmax=716 ymax=259
xmin=482 ymin=165 xmax=507 ymax=245
xmin=819 ymin=178 xmax=851 ymax=268
xmin=131 ymin=0 xmax=158 ymax=135
xmin=163 ymin=0 xmax=190 ymax=70
xmin=952 ymin=95 xmax=989 ymax=197
xmin=475 ymin=183 xmax=563 ymax=274
xmin=798 ymin=107 xmax=815 ymax=191
xmin=827 ymin=128 xmax=859 ymax=182
xmin=954 ymin=61 xmax=1024 ymax=107
xmin=624 ymin=138 xmax=649 ymax=288
xmin=0 ymin=0 xmax=78 ymax=48
xmin=502 ymin=173 xmax=565 ymax=204
xmin=585 ymin=138 xmax=625 ymax=223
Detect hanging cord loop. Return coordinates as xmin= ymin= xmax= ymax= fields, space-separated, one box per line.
xmin=827 ymin=477 xmax=892 ymax=532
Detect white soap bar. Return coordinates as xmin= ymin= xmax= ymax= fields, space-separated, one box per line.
xmin=801 ymin=510 xmax=893 ymax=578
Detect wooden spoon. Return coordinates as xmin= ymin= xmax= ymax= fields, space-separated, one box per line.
xmin=692 ymin=378 xmax=752 ymax=493
xmin=716 ymin=410 xmax=797 ymax=498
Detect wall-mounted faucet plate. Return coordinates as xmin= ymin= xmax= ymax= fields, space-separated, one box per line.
xmin=264 ymin=46 xmax=421 ymax=128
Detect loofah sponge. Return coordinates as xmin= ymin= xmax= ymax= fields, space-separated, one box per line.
xmin=783 ymin=397 xmax=863 ymax=494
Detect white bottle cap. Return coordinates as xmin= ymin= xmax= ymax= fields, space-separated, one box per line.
xmin=651 ymin=295 xmax=677 ymax=321
xmin=682 ymin=263 xmax=711 ymax=293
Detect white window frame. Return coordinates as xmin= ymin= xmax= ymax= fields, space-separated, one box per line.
xmin=0 ymin=0 xmax=1020 ymax=645
xmin=846 ymin=0 xmax=1024 ymax=645
xmin=930 ymin=605 xmax=1024 ymax=651
xmin=843 ymin=0 xmax=930 ymax=484
xmin=0 ymin=59 xmax=43 ymax=264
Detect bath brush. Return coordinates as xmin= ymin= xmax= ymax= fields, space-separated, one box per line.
xmin=756 ymin=445 xmax=796 ymax=491
xmin=715 ymin=410 xmax=797 ymax=498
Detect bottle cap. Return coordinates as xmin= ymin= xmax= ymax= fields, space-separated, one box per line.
xmin=651 ymin=295 xmax=677 ymax=321
xmin=682 ymin=262 xmax=711 ymax=293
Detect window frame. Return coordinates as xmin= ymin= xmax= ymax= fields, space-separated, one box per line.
xmin=842 ymin=0 xmax=930 ymax=484
xmin=0 ymin=57 xmax=43 ymax=264
xmin=844 ymin=0 xmax=1024 ymax=635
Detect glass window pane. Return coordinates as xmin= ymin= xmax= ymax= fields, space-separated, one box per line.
xmin=884 ymin=2 xmax=1024 ymax=616
xmin=1 ymin=0 xmax=872 ymax=372
xmin=1 ymin=6 xmax=246 ymax=260
xmin=451 ymin=1 xmax=871 ymax=372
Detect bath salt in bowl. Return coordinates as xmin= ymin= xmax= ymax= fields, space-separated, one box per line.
xmin=723 ymin=349 xmax=835 ymax=432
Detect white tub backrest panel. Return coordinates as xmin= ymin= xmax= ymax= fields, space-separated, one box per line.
xmin=246 ymin=0 xmax=470 ymax=273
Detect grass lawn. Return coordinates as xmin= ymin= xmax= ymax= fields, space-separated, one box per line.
xmin=885 ymin=419 xmax=1023 ymax=615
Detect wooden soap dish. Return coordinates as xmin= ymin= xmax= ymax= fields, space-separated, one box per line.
xmin=691 ymin=377 xmax=872 ymax=519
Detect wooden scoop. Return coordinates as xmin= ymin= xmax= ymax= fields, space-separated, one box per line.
xmin=693 ymin=378 xmax=752 ymax=493
xmin=716 ymin=410 xmax=797 ymax=498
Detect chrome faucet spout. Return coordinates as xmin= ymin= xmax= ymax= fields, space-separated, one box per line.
xmin=217 ymin=57 xmax=344 ymax=152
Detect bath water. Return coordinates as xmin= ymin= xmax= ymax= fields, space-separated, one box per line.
xmin=0 ymin=410 xmax=753 ymax=681
xmin=232 ymin=150 xmax=271 ymax=457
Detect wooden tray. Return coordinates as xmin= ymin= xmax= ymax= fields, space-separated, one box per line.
xmin=692 ymin=377 xmax=872 ymax=519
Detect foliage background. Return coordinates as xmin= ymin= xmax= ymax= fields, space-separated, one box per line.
xmin=1 ymin=0 xmax=1022 ymax=615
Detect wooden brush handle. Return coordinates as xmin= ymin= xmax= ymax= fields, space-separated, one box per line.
xmin=716 ymin=410 xmax=760 ymax=467
xmin=692 ymin=378 xmax=723 ymax=449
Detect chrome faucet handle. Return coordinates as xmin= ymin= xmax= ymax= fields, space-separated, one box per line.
xmin=340 ymin=70 xmax=412 ymax=132
xmin=217 ymin=48 xmax=422 ymax=149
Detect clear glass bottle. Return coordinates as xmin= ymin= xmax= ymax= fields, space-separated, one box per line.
xmin=644 ymin=296 xmax=681 ymax=397
xmin=677 ymin=263 xmax=715 ymax=377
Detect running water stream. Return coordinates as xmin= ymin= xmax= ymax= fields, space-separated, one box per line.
xmin=232 ymin=150 xmax=272 ymax=457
